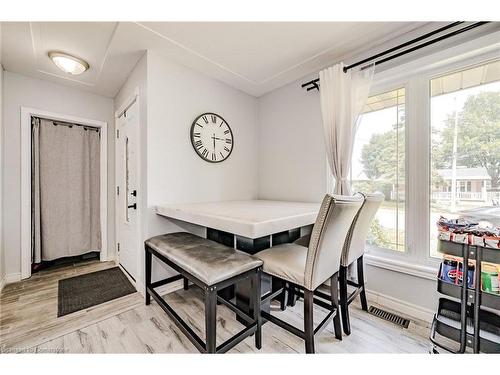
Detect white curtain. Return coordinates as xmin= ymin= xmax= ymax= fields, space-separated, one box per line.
xmin=32 ymin=118 xmax=101 ymax=262
xmin=319 ymin=62 xmax=374 ymax=195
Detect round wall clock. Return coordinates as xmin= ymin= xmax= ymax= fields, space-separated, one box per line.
xmin=190 ymin=112 xmax=233 ymax=163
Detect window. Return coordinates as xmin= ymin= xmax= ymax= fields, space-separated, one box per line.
xmin=351 ymin=88 xmax=406 ymax=252
xmin=429 ymin=60 xmax=500 ymax=258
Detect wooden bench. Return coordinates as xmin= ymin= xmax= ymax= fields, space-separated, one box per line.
xmin=145 ymin=232 xmax=263 ymax=353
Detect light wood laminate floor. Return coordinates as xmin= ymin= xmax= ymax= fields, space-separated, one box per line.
xmin=1 ymin=261 xmax=431 ymax=353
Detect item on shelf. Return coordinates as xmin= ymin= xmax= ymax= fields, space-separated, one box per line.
xmin=436 ymin=216 xmax=500 ymax=250
xmin=481 ymin=263 xmax=499 ymax=295
xmin=437 ymin=216 xmax=478 ymax=231
xmin=484 ymin=236 xmax=500 ymax=249
xmin=457 ymin=260 xmax=475 ymax=288
xmin=440 ymin=255 xmax=459 ymax=284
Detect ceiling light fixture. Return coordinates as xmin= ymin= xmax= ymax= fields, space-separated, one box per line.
xmin=48 ymin=51 xmax=89 ymax=75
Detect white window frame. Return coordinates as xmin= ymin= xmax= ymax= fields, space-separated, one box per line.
xmin=339 ymin=31 xmax=500 ymax=279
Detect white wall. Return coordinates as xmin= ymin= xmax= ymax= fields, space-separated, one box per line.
xmin=115 ymin=50 xmax=259 ymax=290
xmin=257 ymin=73 xmax=326 ymax=203
xmin=1 ymin=72 xmax=115 ymax=278
xmin=147 ymin=50 xmax=258 ymax=207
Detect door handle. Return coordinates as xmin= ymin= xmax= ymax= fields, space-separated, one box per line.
xmin=128 ymin=203 xmax=137 ymax=210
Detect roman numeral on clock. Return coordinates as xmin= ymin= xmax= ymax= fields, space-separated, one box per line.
xmin=202 ymin=149 xmax=208 ymax=157
xmin=224 ymin=130 xmax=230 ymax=135
xmin=226 ymin=139 xmax=232 ymax=144
xmin=193 ymin=132 xmax=201 ymax=138
xmin=194 ymin=140 xmax=203 ymax=148
xmin=224 ymin=146 xmax=230 ymax=152
xmin=202 ymin=116 xmax=209 ymax=124
xmin=212 ymin=153 xmax=216 ymax=161
xmin=211 ymin=115 xmax=217 ymax=123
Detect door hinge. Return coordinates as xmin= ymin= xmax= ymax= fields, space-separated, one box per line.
xmin=116 ymin=186 xmax=119 ymax=195
xmin=116 ymin=129 xmax=120 ymax=139
xmin=117 ymin=243 xmax=120 ymax=253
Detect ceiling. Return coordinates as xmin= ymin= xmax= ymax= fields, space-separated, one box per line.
xmin=1 ymin=21 xmax=436 ymax=98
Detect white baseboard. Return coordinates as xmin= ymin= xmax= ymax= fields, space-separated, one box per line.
xmin=366 ymin=289 xmax=434 ymax=324
xmin=1 ymin=272 xmax=22 ymax=291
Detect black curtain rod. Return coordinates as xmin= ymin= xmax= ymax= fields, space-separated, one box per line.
xmin=32 ymin=116 xmax=100 ymax=132
xmin=301 ymin=21 xmax=489 ymax=91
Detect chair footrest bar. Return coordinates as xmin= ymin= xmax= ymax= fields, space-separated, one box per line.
xmin=216 ymin=295 xmax=254 ymax=325
xmin=261 ymin=288 xmax=285 ymax=304
xmin=347 ymin=280 xmax=361 ymax=288
xmin=261 ymin=311 xmax=306 ymax=340
xmin=293 ymin=289 xmax=337 ymax=311
xmin=314 ymin=310 xmax=335 ymax=335
xmin=347 ymin=287 xmax=362 ymax=305
xmin=216 ymin=323 xmax=258 ymax=353
xmin=147 ymin=286 xmax=206 ymax=353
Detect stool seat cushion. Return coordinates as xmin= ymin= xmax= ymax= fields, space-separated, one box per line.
xmin=145 ymin=232 xmax=262 ymax=286
xmin=255 ymin=243 xmax=308 ymax=288
xmin=293 ymin=234 xmax=311 ymax=247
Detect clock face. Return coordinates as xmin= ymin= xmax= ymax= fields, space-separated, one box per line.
xmin=190 ymin=113 xmax=233 ymax=163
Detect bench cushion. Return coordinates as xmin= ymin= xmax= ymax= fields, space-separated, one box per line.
xmin=145 ymin=232 xmax=263 ymax=286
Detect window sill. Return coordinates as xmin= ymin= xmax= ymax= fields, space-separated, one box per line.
xmin=364 ymin=253 xmax=438 ymax=281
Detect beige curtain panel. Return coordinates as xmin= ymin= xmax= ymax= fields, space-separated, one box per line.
xmin=32 ymin=117 xmax=101 ymax=262
xmin=319 ymin=62 xmax=374 ymax=195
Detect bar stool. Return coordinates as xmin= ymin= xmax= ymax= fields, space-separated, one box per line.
xmin=254 ymin=194 xmax=363 ymax=353
xmin=294 ymin=192 xmax=384 ymax=335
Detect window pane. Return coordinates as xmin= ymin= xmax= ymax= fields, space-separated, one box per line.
xmin=430 ymin=60 xmax=500 ymax=258
xmin=351 ymin=88 xmax=406 ymax=252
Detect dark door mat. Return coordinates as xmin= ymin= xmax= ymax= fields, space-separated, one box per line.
xmin=58 ymin=267 xmax=136 ymax=317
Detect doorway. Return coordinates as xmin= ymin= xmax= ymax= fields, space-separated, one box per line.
xmin=20 ymin=108 xmax=108 ymax=280
xmin=115 ymin=98 xmax=140 ymax=282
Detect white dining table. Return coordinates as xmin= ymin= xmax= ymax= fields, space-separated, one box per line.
xmin=155 ymin=199 xmax=321 ymax=321
xmin=155 ymin=199 xmax=320 ymax=239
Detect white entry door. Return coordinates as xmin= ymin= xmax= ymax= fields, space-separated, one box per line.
xmin=116 ymin=100 xmax=139 ymax=281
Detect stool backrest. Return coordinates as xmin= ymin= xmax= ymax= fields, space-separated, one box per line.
xmin=341 ymin=192 xmax=384 ymax=267
xmin=305 ymin=194 xmax=363 ymax=290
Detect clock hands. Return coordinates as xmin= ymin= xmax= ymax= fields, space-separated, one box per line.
xmin=211 ymin=134 xmax=225 ymax=149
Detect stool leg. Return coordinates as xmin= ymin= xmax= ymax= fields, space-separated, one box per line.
xmin=304 ymin=289 xmax=315 ymax=354
xmin=183 ymin=277 xmax=189 ymax=291
xmin=357 ymin=256 xmax=368 ymax=312
xmin=339 ymin=265 xmax=351 ymax=335
xmin=205 ymin=287 xmax=217 ymax=353
xmin=288 ymin=284 xmax=297 ymax=307
xmin=252 ymin=270 xmax=262 ymax=350
xmin=280 ymin=281 xmax=288 ymax=311
xmin=330 ymin=273 xmax=342 ymax=340
xmin=145 ymin=247 xmax=152 ymax=306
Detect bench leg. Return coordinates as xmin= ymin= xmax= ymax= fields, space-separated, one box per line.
xmin=252 ymin=270 xmax=262 ymax=350
xmin=145 ymin=247 xmax=152 ymax=306
xmin=205 ymin=287 xmax=217 ymax=353
xmin=183 ymin=277 xmax=189 ymax=291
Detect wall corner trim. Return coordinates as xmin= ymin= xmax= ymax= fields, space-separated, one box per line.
xmin=3 ymin=272 xmax=22 ymax=287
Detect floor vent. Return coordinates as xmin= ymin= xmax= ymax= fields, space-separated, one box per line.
xmin=368 ymin=306 xmax=410 ymax=329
